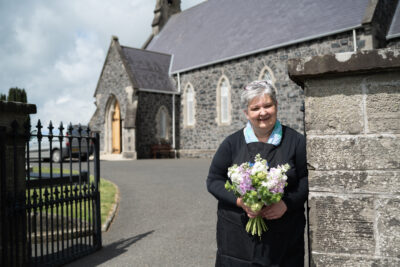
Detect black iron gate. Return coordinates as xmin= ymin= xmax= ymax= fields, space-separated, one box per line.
xmin=0 ymin=119 xmax=102 ymax=267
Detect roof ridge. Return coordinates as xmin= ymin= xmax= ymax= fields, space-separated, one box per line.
xmin=120 ymin=45 xmax=172 ymax=57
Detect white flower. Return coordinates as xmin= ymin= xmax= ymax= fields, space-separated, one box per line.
xmin=228 ymin=165 xmax=244 ymax=184
xmin=251 ymin=161 xmax=268 ymax=175
xmin=261 ymin=179 xmax=276 ymax=189
xmin=231 ymin=171 xmax=243 ymax=184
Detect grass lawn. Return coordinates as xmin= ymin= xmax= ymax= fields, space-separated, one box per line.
xmin=29 ymin=166 xmax=117 ymax=226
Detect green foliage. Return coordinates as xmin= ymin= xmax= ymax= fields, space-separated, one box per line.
xmin=21 ymin=89 xmax=27 ymax=103
xmin=225 ymin=180 xmax=241 ymax=197
xmin=7 ymin=88 xmax=16 ymax=101
xmin=0 ymin=94 xmax=6 ymax=101
xmin=7 ymin=87 xmax=28 ymax=103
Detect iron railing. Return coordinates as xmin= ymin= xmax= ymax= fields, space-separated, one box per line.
xmin=0 ymin=119 xmax=102 ymax=267
xmin=27 ymin=120 xmax=102 ymax=266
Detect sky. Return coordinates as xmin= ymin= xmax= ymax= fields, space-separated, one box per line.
xmin=0 ymin=0 xmax=205 ymax=128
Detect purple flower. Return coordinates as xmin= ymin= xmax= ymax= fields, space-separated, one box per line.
xmin=269 ymin=181 xmax=285 ymax=194
xmin=239 ymin=173 xmax=254 ymax=194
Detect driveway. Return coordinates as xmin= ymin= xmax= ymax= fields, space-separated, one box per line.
xmin=66 ymin=158 xmax=217 ymax=267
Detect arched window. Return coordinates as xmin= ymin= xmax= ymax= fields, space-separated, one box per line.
xmin=156 ymin=106 xmax=170 ymax=141
xmin=258 ymin=66 xmax=276 ymax=85
xmin=160 ymin=109 xmax=167 ymax=138
xmin=217 ymin=76 xmax=231 ymax=125
xmin=221 ymin=80 xmax=229 ymax=123
xmin=184 ymin=83 xmax=195 ymax=127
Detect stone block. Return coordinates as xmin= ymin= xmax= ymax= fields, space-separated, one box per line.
xmin=307 ymin=135 xmax=400 ymax=170
xmin=305 ymin=77 xmax=364 ymax=98
xmin=5 ymin=145 xmax=26 ymax=194
xmin=311 ymin=253 xmax=400 ymax=267
xmin=331 ymin=43 xmax=340 ymax=48
xmin=308 ymin=170 xmax=400 ymax=194
xmin=357 ymin=39 xmax=366 ymax=49
xmin=376 ymin=198 xmax=400 ymax=257
xmin=309 ymin=194 xmax=375 ymax=254
xmin=366 ymin=82 xmax=400 ymax=133
xmin=289 ymin=49 xmax=400 ymax=87
xmin=305 ymin=77 xmax=364 ymax=134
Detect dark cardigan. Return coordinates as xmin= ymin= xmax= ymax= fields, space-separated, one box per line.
xmin=207 ymin=125 xmax=308 ymax=266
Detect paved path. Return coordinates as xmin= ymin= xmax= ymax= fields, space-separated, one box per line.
xmin=66 ymin=159 xmax=217 ymax=267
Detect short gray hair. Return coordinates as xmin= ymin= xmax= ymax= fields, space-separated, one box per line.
xmin=241 ymin=80 xmax=277 ymax=110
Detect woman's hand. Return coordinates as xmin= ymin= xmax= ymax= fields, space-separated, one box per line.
xmin=261 ymin=200 xmax=287 ymax=220
xmin=237 ymin=197 xmax=260 ymax=218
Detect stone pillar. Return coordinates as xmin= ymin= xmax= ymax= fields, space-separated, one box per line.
xmin=123 ymin=86 xmax=137 ymax=159
xmin=288 ymin=49 xmax=400 ymax=266
xmin=0 ymin=101 xmax=36 ymax=266
xmin=122 ymin=128 xmax=137 ymax=159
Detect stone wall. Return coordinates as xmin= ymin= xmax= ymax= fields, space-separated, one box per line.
xmin=288 ymin=49 xmax=400 ymax=266
xmin=90 ymin=40 xmax=132 ymax=153
xmin=177 ymin=31 xmax=367 ymax=158
xmin=136 ymin=91 xmax=180 ymax=158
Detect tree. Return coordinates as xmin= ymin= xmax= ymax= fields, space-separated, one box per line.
xmin=21 ymin=89 xmax=27 ymax=103
xmin=0 ymin=93 xmax=6 ymax=101
xmin=7 ymin=87 xmax=28 ymax=103
xmin=7 ymin=88 xmax=16 ymax=101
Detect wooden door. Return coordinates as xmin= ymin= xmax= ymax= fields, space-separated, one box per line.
xmin=112 ymin=101 xmax=121 ymax=154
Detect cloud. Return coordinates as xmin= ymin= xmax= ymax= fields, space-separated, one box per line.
xmin=38 ymin=96 xmax=95 ymax=128
xmin=30 ymin=33 xmax=105 ymax=127
xmin=55 ymin=34 xmax=104 ymax=84
xmin=0 ymin=0 xmax=206 ymax=129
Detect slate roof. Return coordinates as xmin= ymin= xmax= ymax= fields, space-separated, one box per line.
xmin=147 ymin=0 xmax=370 ymax=73
xmin=121 ymin=46 xmax=175 ymax=93
xmin=387 ymin=2 xmax=400 ymax=39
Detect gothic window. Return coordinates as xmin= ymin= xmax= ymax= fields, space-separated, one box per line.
xmin=184 ymin=83 xmax=195 ymax=127
xmin=160 ymin=110 xmax=167 ymax=138
xmin=258 ymin=66 xmax=276 ymax=86
xmin=217 ymin=76 xmax=231 ymax=125
xmin=156 ymin=106 xmax=171 ymax=141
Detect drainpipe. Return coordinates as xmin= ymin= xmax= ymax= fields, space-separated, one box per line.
xmin=172 ymin=72 xmax=181 ymax=158
xmin=172 ymin=90 xmax=176 ymax=155
xmin=353 ymin=29 xmax=357 ymax=52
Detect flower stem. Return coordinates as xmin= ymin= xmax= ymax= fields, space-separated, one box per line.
xmin=246 ymin=216 xmax=268 ymax=239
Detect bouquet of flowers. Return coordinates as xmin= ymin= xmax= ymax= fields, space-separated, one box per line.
xmin=225 ymin=154 xmax=290 ymax=238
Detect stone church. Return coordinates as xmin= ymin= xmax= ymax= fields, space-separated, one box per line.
xmin=90 ymin=0 xmax=400 ymax=159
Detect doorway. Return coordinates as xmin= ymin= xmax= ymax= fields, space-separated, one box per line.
xmin=112 ymin=101 xmax=121 ymax=154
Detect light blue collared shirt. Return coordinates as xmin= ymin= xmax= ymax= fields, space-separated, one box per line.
xmin=243 ymin=120 xmax=282 ymax=145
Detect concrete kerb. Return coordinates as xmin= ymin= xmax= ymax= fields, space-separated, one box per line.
xmin=89 ymin=154 xmax=134 ymax=161
xmin=100 ymin=154 xmax=133 ymax=161
xmin=101 ymin=179 xmax=120 ymax=232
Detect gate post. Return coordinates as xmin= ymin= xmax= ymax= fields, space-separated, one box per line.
xmin=0 ymin=101 xmax=36 ymax=266
xmin=288 ymin=49 xmax=400 ymax=266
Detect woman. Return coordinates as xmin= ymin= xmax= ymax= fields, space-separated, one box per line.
xmin=207 ymin=80 xmax=308 ymax=266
